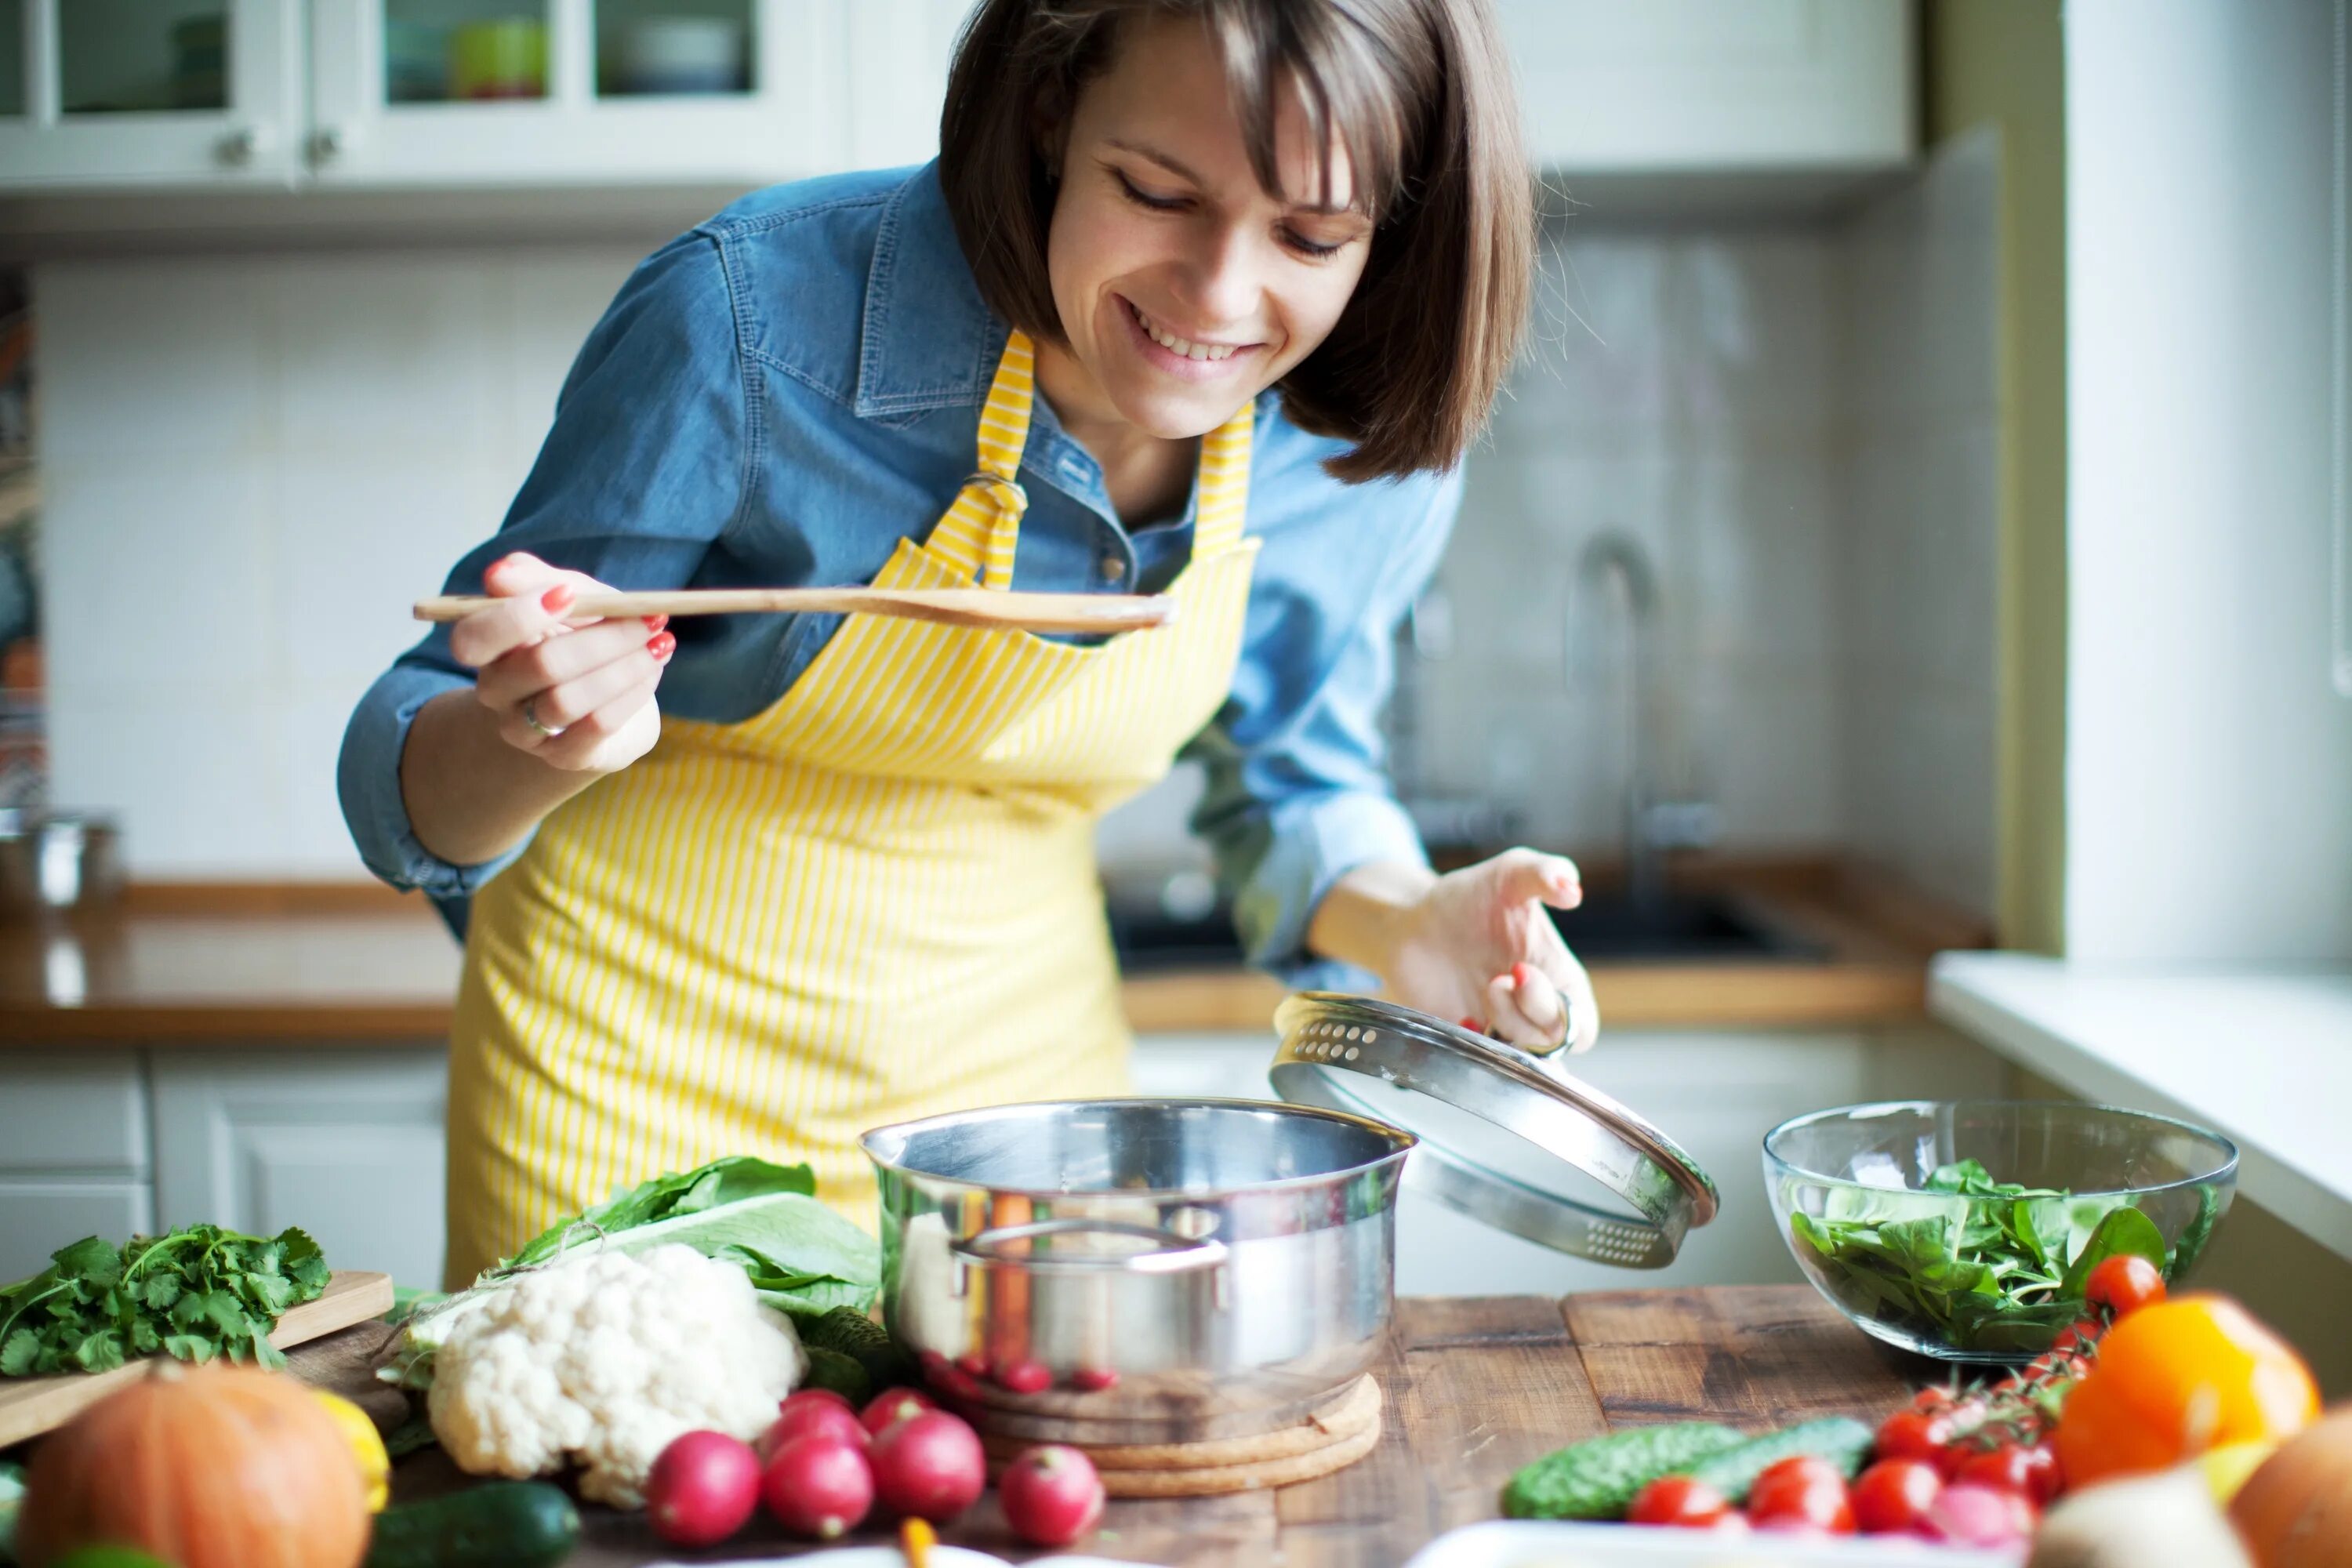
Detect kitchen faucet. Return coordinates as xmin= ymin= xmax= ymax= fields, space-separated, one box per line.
xmin=1572 ymin=531 xmax=1716 ymax=912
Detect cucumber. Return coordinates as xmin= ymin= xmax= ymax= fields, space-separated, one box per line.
xmin=799 ymin=1305 xmax=915 ymax=1390
xmin=362 ymin=1480 xmax=579 ymax=1568
xmin=803 ymin=1345 xmax=873 ymax=1405
xmin=1686 ymin=1416 xmax=1876 ymax=1503
xmin=1502 ymin=1421 xmax=1747 ymax=1520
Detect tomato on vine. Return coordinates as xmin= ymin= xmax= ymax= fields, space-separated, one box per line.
xmin=2084 ymin=1254 xmax=2166 ymax=1318
xmin=1626 ymin=1475 xmax=1732 ymax=1528
xmin=1850 ymin=1458 xmax=1942 ymax=1534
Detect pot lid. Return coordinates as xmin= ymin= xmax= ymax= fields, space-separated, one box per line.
xmin=1269 ymin=993 xmax=1719 ymax=1269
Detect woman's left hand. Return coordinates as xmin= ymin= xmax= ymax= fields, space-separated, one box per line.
xmin=1315 ymin=849 xmax=1600 ymax=1055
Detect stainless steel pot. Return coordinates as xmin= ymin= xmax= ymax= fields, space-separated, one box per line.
xmin=862 ymin=1098 xmax=1413 ymax=1443
xmin=0 ymin=810 xmax=124 ymax=916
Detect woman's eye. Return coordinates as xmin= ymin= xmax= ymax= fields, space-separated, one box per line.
xmin=1283 ymin=229 xmax=1346 ymax=260
xmin=1116 ymin=173 xmax=1187 ymax=212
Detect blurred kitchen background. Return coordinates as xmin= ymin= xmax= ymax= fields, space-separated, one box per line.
xmin=1 ymin=1 xmax=2347 ymax=1390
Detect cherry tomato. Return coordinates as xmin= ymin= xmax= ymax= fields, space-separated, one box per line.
xmin=1849 ymin=1458 xmax=1943 ymax=1534
xmin=2051 ymin=1317 xmax=2105 ymax=1355
xmin=2085 ymin=1254 xmax=2167 ymax=1318
xmin=1746 ymin=1455 xmax=1857 ymax=1535
xmin=1873 ymin=1408 xmax=1956 ymax=1465
xmin=1626 ymin=1475 xmax=1733 ymax=1528
xmin=1954 ymin=1441 xmax=2062 ymax=1505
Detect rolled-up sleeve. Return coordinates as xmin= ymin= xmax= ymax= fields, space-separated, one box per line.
xmin=1188 ymin=467 xmax=1460 ymax=989
xmin=338 ymin=230 xmax=751 ymax=902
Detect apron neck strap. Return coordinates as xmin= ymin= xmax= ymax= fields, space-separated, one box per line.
xmin=928 ymin=331 xmax=1255 ymax=587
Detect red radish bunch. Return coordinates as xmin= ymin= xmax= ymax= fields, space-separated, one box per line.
xmin=999 ymin=1445 xmax=1106 ymax=1547
xmin=761 ymin=1389 xmax=870 ymax=1459
xmin=761 ymin=1432 xmax=876 ymax=1541
xmin=860 ymin=1386 xmax=939 ymax=1437
xmin=869 ymin=1409 xmax=989 ymax=1523
xmin=644 ymin=1431 xmax=763 ymax=1548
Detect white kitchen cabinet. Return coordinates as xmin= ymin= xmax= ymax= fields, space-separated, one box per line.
xmin=150 ymin=1047 xmax=450 ymax=1291
xmin=0 ymin=0 xmax=304 ymax=186
xmin=0 ymin=1052 xmax=152 ymax=1283
xmin=0 ymin=1178 xmax=154 ymax=1283
xmin=842 ymin=0 xmax=971 ymax=172
xmin=1498 ymin=0 xmax=1914 ymax=175
xmin=307 ymin=0 xmax=846 ymax=189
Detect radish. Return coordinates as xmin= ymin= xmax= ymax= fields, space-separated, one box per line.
xmin=645 ymin=1430 xmax=762 ymax=1548
xmin=760 ymin=1432 xmax=875 ymax=1541
xmin=1920 ymin=1483 xmax=2038 ymax=1548
xmin=868 ymin=1408 xmax=987 ymax=1523
xmin=783 ymin=1387 xmax=855 ymax=1415
xmin=760 ymin=1394 xmax=870 ymax=1458
xmin=860 ymin=1386 xmax=939 ymax=1437
xmin=1000 ymin=1444 xmax=1106 ymax=1547
xmin=995 ymin=1357 xmax=1052 ymax=1395
xmin=1072 ymin=1367 xmax=1120 ymax=1392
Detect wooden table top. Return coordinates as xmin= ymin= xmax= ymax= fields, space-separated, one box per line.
xmin=356 ymin=1286 xmax=1928 ymax=1567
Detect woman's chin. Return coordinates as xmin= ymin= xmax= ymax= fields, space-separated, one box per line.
xmin=1106 ymin=381 xmax=1256 ymax=442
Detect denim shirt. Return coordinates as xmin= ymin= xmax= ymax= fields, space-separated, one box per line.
xmin=339 ymin=162 xmax=1453 ymax=986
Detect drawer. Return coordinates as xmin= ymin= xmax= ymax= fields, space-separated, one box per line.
xmin=0 ymin=1177 xmax=154 ymax=1283
xmin=0 ymin=1054 xmax=148 ymax=1173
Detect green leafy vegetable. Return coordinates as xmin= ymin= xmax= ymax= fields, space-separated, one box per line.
xmin=382 ymin=1156 xmax=880 ymax=1392
xmin=1788 ymin=1160 xmax=2172 ymax=1356
xmin=0 ymin=1225 xmax=330 ymax=1378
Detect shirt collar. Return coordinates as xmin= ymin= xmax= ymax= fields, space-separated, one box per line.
xmin=855 ymin=162 xmax=1006 ymax=420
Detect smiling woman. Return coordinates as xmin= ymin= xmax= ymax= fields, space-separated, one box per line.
xmin=339 ymin=0 xmax=1588 ymax=1287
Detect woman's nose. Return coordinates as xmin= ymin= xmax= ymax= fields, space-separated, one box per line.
xmin=1179 ymin=225 xmax=1261 ymax=327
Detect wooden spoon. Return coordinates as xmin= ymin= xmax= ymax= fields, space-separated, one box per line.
xmin=413 ymin=586 xmax=1175 ymax=635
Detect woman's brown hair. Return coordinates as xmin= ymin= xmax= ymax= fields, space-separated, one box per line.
xmin=938 ymin=0 xmax=1531 ymax=484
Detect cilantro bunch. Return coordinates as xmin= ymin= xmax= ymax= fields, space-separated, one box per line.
xmin=0 ymin=1225 xmax=330 ymax=1377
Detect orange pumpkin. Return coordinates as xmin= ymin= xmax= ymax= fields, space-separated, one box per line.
xmin=2231 ymin=1406 xmax=2352 ymax=1568
xmin=16 ymin=1359 xmax=370 ymax=1568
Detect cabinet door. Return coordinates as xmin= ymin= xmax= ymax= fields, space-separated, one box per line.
xmin=0 ymin=0 xmax=301 ymax=187
xmin=307 ymin=0 xmax=844 ymax=189
xmin=0 ymin=1178 xmax=153 ymax=1283
xmin=151 ymin=1049 xmax=449 ymax=1292
xmin=1497 ymin=0 xmax=1913 ymax=173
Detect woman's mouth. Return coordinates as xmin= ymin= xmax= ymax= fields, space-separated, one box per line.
xmin=1121 ymin=297 xmax=1256 ymax=376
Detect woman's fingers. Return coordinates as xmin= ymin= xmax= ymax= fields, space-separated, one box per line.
xmin=493 ymin=636 xmax=669 ymax=749
xmin=475 ymin=615 xmax=666 ymax=712
xmin=532 ymin=669 xmax=662 ymax=771
xmin=1492 ymin=847 xmax=1583 ymax=912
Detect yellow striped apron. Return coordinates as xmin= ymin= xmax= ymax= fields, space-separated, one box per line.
xmin=442 ymin=332 xmax=1261 ymax=1284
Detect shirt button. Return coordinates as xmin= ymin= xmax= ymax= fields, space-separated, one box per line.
xmin=1098 ymin=552 xmax=1126 ymax=583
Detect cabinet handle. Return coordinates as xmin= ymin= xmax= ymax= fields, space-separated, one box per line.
xmin=308 ymin=127 xmax=346 ymax=166
xmin=215 ymin=128 xmax=260 ymax=167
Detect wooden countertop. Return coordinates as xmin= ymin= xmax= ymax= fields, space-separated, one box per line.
xmin=335 ymin=1285 xmax=1923 ymax=1567
xmin=0 ymin=859 xmax=1984 ymax=1045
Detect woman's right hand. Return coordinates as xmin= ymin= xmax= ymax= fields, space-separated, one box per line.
xmin=448 ymin=551 xmax=674 ymax=775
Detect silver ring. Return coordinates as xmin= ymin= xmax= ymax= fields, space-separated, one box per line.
xmin=521 ymin=697 xmax=564 ymax=739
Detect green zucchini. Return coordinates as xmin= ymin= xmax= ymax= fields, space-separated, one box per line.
xmin=1502 ymin=1421 xmax=1746 ymax=1520
xmin=362 ymin=1480 xmax=579 ymax=1568
xmin=1686 ymin=1416 xmax=1875 ymax=1503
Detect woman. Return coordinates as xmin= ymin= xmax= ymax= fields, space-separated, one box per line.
xmin=342 ymin=0 xmax=1601 ymax=1288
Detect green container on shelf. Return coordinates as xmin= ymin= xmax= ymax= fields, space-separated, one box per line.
xmin=449 ymin=17 xmax=547 ymax=101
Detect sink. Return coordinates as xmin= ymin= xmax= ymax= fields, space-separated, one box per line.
xmin=1546 ymin=889 xmax=1827 ymax=963
xmin=1105 ymin=878 xmax=1828 ymax=971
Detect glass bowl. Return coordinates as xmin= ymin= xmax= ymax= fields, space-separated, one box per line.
xmin=1764 ymin=1100 xmax=2239 ymax=1363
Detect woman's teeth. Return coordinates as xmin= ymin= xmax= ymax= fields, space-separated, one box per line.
xmin=1134 ymin=305 xmax=1238 ymax=362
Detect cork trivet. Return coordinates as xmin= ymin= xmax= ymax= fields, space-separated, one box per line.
xmin=1093 ymin=1399 xmax=1381 ymax=1497
xmin=980 ymin=1372 xmax=1381 ymax=1471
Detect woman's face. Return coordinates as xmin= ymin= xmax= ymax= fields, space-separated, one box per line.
xmin=1044 ymin=15 xmax=1374 ymax=440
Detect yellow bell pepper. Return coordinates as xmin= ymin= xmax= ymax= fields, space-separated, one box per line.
xmin=311 ymin=1389 xmax=391 ymax=1512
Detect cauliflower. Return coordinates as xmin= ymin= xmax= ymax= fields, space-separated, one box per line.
xmin=426 ymin=1242 xmax=805 ymax=1508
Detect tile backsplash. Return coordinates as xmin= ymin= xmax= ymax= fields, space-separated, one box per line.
xmin=33 ymin=136 xmax=1997 ymax=918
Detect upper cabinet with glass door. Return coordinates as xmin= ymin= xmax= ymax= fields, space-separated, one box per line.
xmin=0 ymin=0 xmax=303 ymax=185
xmin=305 ymin=0 xmax=845 ymax=187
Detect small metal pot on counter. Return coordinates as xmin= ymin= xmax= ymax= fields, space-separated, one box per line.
xmin=863 ymin=996 xmax=1719 ymax=1446
xmin=0 ymin=809 xmax=124 ymax=917
xmin=864 ymin=1098 xmax=1412 ymax=1444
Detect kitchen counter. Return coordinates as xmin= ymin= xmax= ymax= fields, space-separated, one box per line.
xmin=345 ymin=1285 xmax=1926 ymax=1567
xmin=0 ymin=859 xmax=1980 ymax=1044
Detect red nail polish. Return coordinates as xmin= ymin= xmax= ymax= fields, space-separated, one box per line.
xmin=1458 ymin=1016 xmax=1484 ymax=1033
xmin=1512 ymin=961 xmax=1534 ymax=989
xmin=648 ymin=630 xmax=676 ymax=662
xmin=643 ymin=615 xmax=669 ymax=633
xmin=542 ymin=584 xmax=575 ymax=613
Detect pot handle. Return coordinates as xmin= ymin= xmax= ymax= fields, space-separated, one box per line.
xmin=949 ymin=1218 xmax=1228 ymax=1276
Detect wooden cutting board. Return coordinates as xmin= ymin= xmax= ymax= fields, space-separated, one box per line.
xmin=0 ymin=1269 xmax=394 ymax=1450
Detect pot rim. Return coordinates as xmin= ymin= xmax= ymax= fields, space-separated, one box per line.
xmin=860 ymin=1095 xmax=1417 ymax=1203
